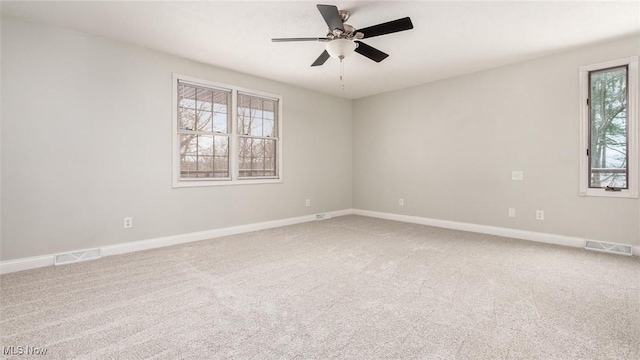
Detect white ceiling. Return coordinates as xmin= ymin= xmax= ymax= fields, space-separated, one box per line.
xmin=2 ymin=1 xmax=639 ymax=99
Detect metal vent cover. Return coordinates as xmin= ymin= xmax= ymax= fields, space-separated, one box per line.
xmin=55 ymin=249 xmax=102 ymax=265
xmin=585 ymin=240 xmax=632 ymax=256
xmin=316 ymin=213 xmax=332 ymax=221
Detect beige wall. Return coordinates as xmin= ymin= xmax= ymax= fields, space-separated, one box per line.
xmin=2 ymin=15 xmax=639 ymax=262
xmin=353 ymin=36 xmax=640 ymax=245
xmin=0 ymin=16 xmax=353 ymax=260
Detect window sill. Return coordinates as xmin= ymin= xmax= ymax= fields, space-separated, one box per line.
xmin=173 ymin=178 xmax=283 ymax=188
xmin=580 ymin=188 xmax=638 ymax=199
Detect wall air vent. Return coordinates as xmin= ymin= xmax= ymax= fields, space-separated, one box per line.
xmin=316 ymin=213 xmax=332 ymax=221
xmin=585 ymin=240 xmax=632 ymax=256
xmin=55 ymin=249 xmax=102 ymax=265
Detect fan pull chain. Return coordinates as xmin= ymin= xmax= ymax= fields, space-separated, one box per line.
xmin=340 ymin=57 xmax=345 ymax=92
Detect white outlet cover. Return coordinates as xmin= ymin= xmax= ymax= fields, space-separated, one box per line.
xmin=536 ymin=210 xmax=544 ymax=220
xmin=508 ymin=208 xmax=516 ymax=218
xmin=512 ymin=171 xmax=524 ymax=181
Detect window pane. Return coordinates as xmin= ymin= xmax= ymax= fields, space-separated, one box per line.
xmin=263 ymin=120 xmax=275 ymax=138
xmin=265 ymin=140 xmax=276 ymax=176
xmin=250 ymin=119 xmax=263 ymax=136
xmin=197 ymin=110 xmax=212 ymax=132
xmin=212 ymin=113 xmax=228 ymax=133
xmin=263 ymin=99 xmax=275 ymax=112
xmin=265 ymin=139 xmax=276 ymax=158
xmin=263 ymin=99 xmax=278 ymax=137
xmin=239 ymin=159 xmax=251 ymax=177
xmin=589 ymin=66 xmax=627 ymax=188
xmin=178 ymin=82 xmax=230 ymax=134
xmin=251 ymin=138 xmax=265 ymax=173
xmin=213 ymin=96 xmax=228 ymax=113
xmin=239 ymin=137 xmax=249 ymax=159
xmin=237 ymin=95 xmax=251 ymax=133
xmin=238 ymin=93 xmax=279 ymax=138
xmin=238 ymin=115 xmax=248 ymax=135
xmin=215 ymin=136 xmax=229 ymax=157
xmin=252 ymin=138 xmax=265 ymax=160
xmin=178 ymin=83 xmax=196 ymax=109
xmin=179 ymin=134 xmax=218 ymax=178
xmin=265 ymin=158 xmax=275 ymax=176
xmin=196 ymin=88 xmax=213 ymax=112
xmin=179 ymin=107 xmax=196 ymax=131
xmin=251 ymin=97 xmax=263 ymax=119
xmin=197 ymin=156 xmax=214 ymax=178
xmin=212 ymin=91 xmax=230 ymax=133
xmin=214 ymin=157 xmax=229 ymax=178
xmin=237 ymin=137 xmax=277 ymax=178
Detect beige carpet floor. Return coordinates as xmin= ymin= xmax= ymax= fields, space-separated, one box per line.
xmin=1 ymin=215 xmax=639 ymax=359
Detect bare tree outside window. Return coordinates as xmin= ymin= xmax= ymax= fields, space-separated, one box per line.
xmin=588 ymin=66 xmax=628 ymax=188
xmin=237 ymin=93 xmax=279 ymax=178
xmin=173 ymin=76 xmax=282 ymax=186
xmin=177 ymin=82 xmax=231 ymax=179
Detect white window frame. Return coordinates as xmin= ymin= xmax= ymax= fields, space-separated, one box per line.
xmin=579 ymin=56 xmax=638 ymax=198
xmin=172 ymin=74 xmax=283 ymax=188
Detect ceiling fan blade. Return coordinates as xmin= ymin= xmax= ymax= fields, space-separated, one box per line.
xmin=317 ymin=4 xmax=344 ymax=32
xmin=357 ymin=17 xmax=414 ymax=39
xmin=272 ymin=37 xmax=329 ymax=42
xmin=311 ymin=50 xmax=331 ymax=67
xmin=354 ymin=41 xmax=389 ymax=63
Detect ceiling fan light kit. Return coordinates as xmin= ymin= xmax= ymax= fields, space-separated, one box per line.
xmin=272 ymin=4 xmax=413 ymax=67
xmin=325 ymin=39 xmax=357 ymax=60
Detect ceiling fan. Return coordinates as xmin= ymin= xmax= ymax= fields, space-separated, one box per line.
xmin=272 ymin=4 xmax=414 ymax=67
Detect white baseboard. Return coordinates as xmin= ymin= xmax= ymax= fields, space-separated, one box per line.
xmin=0 ymin=209 xmax=354 ymax=275
xmin=353 ymin=209 xmax=588 ymax=250
xmin=0 ymin=255 xmax=57 ymax=275
xmin=2 ymin=208 xmax=636 ymax=274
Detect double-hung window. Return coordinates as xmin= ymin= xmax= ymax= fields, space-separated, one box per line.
xmin=173 ymin=75 xmax=282 ymax=187
xmin=579 ymin=57 xmax=638 ymax=198
xmin=237 ymin=93 xmax=279 ymax=178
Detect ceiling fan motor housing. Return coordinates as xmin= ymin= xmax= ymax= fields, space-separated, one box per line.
xmin=329 ymin=24 xmax=363 ymax=40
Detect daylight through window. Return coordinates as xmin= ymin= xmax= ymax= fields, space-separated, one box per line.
xmin=588 ymin=66 xmax=628 ymax=189
xmin=238 ymin=93 xmax=279 ymax=178
xmin=579 ymin=56 xmax=638 ymax=198
xmin=173 ymin=76 xmax=282 ymax=187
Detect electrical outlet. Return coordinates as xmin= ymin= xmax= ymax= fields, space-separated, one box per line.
xmin=511 ymin=171 xmax=524 ymax=181
xmin=399 ymin=198 xmax=404 ymax=206
xmin=124 ymin=217 xmax=133 ymax=228
xmin=508 ymin=208 xmax=516 ymax=218
xmin=536 ymin=210 xmax=544 ymax=221
xmin=305 ymin=199 xmax=310 ymax=207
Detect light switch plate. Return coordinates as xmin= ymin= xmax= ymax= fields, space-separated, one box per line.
xmin=512 ymin=171 xmax=524 ymax=181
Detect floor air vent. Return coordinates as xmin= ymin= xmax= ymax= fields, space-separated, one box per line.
xmin=55 ymin=249 xmax=102 ymax=265
xmin=585 ymin=241 xmax=632 ymax=256
xmin=316 ymin=213 xmax=332 ymax=221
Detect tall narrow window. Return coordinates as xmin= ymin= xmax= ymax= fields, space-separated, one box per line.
xmin=580 ymin=57 xmax=638 ymax=198
xmin=588 ymin=66 xmax=628 ymax=189
xmin=173 ymin=75 xmax=283 ymax=187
